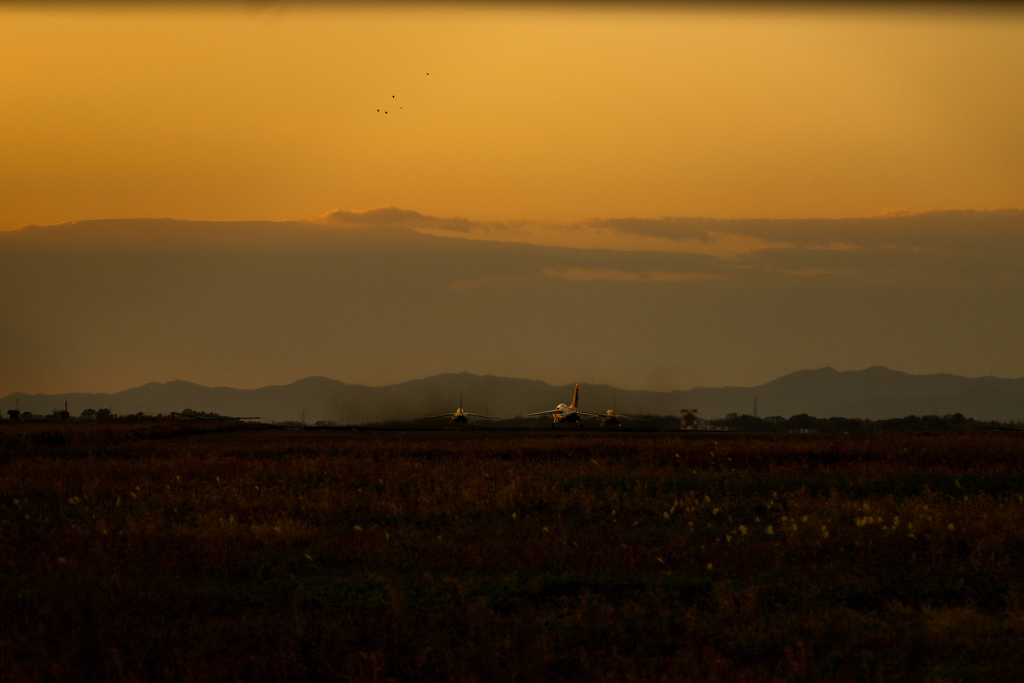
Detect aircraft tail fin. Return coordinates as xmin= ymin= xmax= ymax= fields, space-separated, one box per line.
xmin=571 ymin=384 xmax=579 ymax=410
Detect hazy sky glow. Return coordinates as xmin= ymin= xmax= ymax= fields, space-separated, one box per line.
xmin=2 ymin=4 xmax=1022 ymax=231
xmin=2 ymin=4 xmax=1022 ymax=396
xmin=2 ymin=210 xmax=1021 ymax=395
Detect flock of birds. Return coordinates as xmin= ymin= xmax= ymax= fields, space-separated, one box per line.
xmin=377 ymin=72 xmax=429 ymax=115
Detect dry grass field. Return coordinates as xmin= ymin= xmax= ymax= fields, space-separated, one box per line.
xmin=2 ymin=422 xmax=1024 ymax=681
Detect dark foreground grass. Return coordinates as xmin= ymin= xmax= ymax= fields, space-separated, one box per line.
xmin=2 ymin=423 xmax=1024 ymax=681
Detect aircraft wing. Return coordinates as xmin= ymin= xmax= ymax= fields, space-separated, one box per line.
xmin=421 ymin=413 xmax=456 ymax=420
xmin=464 ymin=413 xmax=500 ymax=419
xmin=578 ymin=411 xmax=650 ymax=421
xmin=522 ymin=410 xmax=560 ymax=417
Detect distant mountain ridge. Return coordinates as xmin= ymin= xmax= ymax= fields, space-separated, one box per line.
xmin=3 ymin=367 xmax=1023 ymax=423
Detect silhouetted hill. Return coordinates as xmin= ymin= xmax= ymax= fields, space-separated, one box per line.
xmin=3 ymin=367 xmax=1023 ymax=423
xmin=834 ymin=382 xmax=1024 ymax=422
xmin=752 ymin=367 xmax=1024 ymax=421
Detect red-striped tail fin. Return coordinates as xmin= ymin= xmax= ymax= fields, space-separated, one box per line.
xmin=571 ymin=384 xmax=579 ymax=409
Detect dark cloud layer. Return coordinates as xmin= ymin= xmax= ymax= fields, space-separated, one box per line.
xmin=581 ymin=217 xmax=716 ymax=243
xmin=320 ymin=207 xmax=478 ymax=234
xmin=1 ymin=209 xmax=1022 ymax=395
xmin=315 ymin=207 xmax=1024 ymax=284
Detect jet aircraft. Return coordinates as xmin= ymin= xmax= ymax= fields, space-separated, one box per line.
xmin=423 ymin=394 xmax=498 ymax=425
xmin=523 ymin=384 xmax=608 ymax=425
xmin=599 ymin=394 xmax=648 ymax=427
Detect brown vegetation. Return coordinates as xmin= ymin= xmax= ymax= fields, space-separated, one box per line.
xmin=2 ymin=423 xmax=1024 ymax=681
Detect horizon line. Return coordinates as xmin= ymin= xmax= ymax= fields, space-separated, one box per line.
xmin=5 ymin=365 xmax=1024 ymax=399
xmin=5 ymin=206 xmax=1024 ymax=234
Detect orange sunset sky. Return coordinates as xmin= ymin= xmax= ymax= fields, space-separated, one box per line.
xmin=3 ymin=3 xmax=1022 ymax=232
xmin=2 ymin=3 xmax=1023 ymax=396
